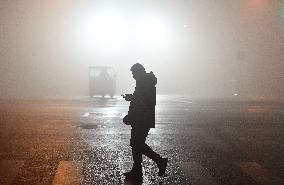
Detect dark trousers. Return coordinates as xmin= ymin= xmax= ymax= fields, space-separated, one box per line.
xmin=130 ymin=127 xmax=161 ymax=170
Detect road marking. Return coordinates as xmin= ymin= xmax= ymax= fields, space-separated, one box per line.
xmin=178 ymin=161 xmax=218 ymax=185
xmin=82 ymin=112 xmax=124 ymax=118
xmin=83 ymin=112 xmax=90 ymax=117
xmin=237 ymin=161 xmax=271 ymax=185
xmin=171 ymin=99 xmax=194 ymax=104
xmin=0 ymin=160 xmax=24 ymax=185
xmin=53 ymin=161 xmax=82 ymax=185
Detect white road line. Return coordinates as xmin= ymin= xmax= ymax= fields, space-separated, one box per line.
xmin=53 ymin=161 xmax=82 ymax=185
xmin=0 ymin=160 xmax=24 ymax=185
xmin=178 ymin=161 xmax=218 ymax=185
xmin=174 ymin=96 xmax=196 ymax=103
xmin=237 ymin=161 xmax=271 ymax=185
xmin=82 ymin=112 xmax=90 ymax=117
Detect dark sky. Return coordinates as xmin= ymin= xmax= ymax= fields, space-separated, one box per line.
xmin=0 ymin=0 xmax=283 ymax=98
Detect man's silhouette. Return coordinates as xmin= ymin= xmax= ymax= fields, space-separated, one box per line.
xmin=122 ymin=63 xmax=168 ymax=179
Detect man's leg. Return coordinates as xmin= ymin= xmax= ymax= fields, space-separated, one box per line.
xmin=142 ymin=143 xmax=161 ymax=162
xmin=126 ymin=127 xmax=167 ymax=176
xmin=131 ymin=128 xmax=147 ymax=172
xmin=142 ymin=143 xmax=168 ymax=176
xmin=124 ymin=127 xmax=146 ymax=177
xmin=131 ymin=145 xmax=142 ymax=172
xmin=123 ymin=145 xmax=143 ymax=178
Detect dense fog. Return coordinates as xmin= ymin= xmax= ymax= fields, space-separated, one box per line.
xmin=0 ymin=0 xmax=283 ymax=99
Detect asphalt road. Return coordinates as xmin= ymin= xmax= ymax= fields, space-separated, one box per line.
xmin=0 ymin=96 xmax=283 ymax=185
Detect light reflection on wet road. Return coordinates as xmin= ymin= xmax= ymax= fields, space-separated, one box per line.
xmin=0 ymin=96 xmax=283 ymax=185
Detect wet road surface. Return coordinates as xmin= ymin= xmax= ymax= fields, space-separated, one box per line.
xmin=0 ymin=96 xmax=283 ymax=185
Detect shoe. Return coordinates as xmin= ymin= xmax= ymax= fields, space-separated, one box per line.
xmin=123 ymin=170 xmax=143 ymax=178
xmin=157 ymin=158 xmax=168 ymax=176
xmin=124 ymin=173 xmax=143 ymax=184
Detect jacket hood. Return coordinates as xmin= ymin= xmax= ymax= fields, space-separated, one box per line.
xmin=146 ymin=71 xmax=157 ymax=86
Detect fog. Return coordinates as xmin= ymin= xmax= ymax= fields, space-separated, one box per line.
xmin=0 ymin=0 xmax=283 ymax=99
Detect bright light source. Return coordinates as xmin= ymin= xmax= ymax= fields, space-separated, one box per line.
xmin=92 ymin=12 xmax=128 ymax=47
xmin=76 ymin=11 xmax=128 ymax=51
xmin=73 ymin=13 xmax=170 ymax=52
xmin=135 ymin=17 xmax=170 ymax=48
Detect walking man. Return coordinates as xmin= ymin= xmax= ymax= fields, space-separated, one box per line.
xmin=122 ymin=63 xmax=168 ymax=179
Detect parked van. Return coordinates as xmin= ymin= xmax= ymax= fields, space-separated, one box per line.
xmin=89 ymin=66 xmax=116 ymax=98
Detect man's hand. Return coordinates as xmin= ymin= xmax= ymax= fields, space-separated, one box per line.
xmin=121 ymin=94 xmax=133 ymax=101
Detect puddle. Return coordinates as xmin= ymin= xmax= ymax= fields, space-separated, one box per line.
xmin=77 ymin=124 xmax=98 ymax=129
xmin=82 ymin=112 xmax=127 ymax=118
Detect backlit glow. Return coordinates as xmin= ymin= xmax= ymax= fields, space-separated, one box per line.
xmin=77 ymin=11 xmax=128 ymax=50
xmin=135 ymin=17 xmax=170 ymax=48
xmin=73 ymin=12 xmax=171 ymax=51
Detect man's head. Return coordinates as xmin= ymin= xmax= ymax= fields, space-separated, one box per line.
xmin=130 ymin=63 xmax=146 ymax=80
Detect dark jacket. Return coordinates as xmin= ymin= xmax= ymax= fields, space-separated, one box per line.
xmin=128 ymin=71 xmax=157 ymax=128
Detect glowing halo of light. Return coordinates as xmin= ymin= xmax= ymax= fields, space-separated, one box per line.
xmin=92 ymin=12 xmax=128 ymax=47
xmin=74 ymin=11 xmax=128 ymax=51
xmin=134 ymin=17 xmax=170 ymax=49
